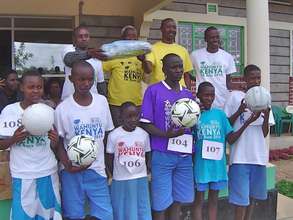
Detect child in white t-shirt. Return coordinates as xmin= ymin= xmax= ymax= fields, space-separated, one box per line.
xmin=224 ymin=64 xmax=275 ymax=220
xmin=54 ymin=60 xmax=114 ymax=220
xmin=107 ymin=102 xmax=151 ymax=220
xmin=0 ymin=71 xmax=61 ymax=220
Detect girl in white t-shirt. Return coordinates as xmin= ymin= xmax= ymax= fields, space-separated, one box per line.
xmin=106 ymin=102 xmax=151 ymax=220
xmin=0 ymin=71 xmax=61 ymax=220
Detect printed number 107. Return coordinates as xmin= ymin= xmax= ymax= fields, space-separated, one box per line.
xmin=206 ymin=146 xmax=220 ymax=153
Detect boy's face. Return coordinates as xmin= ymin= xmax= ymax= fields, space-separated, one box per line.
xmin=163 ymin=56 xmax=183 ymax=82
xmin=5 ymin=73 xmax=19 ymax=91
xmin=49 ymin=82 xmax=61 ymax=98
xmin=245 ymin=70 xmax=261 ymax=90
xmin=20 ymin=76 xmax=43 ymax=104
xmin=121 ymin=105 xmax=139 ymax=131
xmin=198 ymin=86 xmax=215 ymax=110
xmin=70 ymin=66 xmax=94 ymax=96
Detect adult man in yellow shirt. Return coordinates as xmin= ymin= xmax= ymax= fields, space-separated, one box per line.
xmin=103 ymin=25 xmax=148 ymax=126
xmin=143 ymin=18 xmax=193 ymax=89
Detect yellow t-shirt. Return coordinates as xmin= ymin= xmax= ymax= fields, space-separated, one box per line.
xmin=146 ymin=41 xmax=193 ymax=86
xmin=103 ymin=57 xmax=144 ymax=106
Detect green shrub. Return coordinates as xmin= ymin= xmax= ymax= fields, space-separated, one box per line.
xmin=276 ymin=180 xmax=293 ymax=198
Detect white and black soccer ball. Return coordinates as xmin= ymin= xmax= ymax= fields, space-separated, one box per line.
xmin=171 ymin=98 xmax=201 ymax=128
xmin=245 ymin=86 xmax=271 ymax=112
xmin=67 ymin=135 xmax=98 ymax=167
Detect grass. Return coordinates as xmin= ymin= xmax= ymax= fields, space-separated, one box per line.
xmin=276 ymin=180 xmax=293 ymax=198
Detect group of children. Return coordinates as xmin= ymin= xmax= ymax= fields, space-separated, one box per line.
xmin=0 ymin=53 xmax=273 ymax=220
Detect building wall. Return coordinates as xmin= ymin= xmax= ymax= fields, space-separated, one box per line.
xmin=270 ymin=28 xmax=291 ymax=107
xmin=80 ymin=15 xmax=134 ymax=47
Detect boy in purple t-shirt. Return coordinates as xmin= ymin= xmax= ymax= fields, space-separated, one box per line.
xmin=141 ymin=53 xmax=194 ymax=220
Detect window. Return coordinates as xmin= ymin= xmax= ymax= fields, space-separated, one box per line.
xmin=178 ymin=22 xmax=244 ymax=76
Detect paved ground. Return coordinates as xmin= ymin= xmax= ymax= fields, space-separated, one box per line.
xmin=270 ymin=133 xmax=293 ymax=150
xmin=272 ymin=158 xmax=293 ymax=182
xmin=270 ymin=134 xmax=293 ymax=220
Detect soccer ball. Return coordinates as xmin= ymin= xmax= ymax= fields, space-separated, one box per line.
xmin=245 ymin=86 xmax=271 ymax=112
xmin=67 ymin=135 xmax=98 ymax=167
xmin=22 ymin=103 xmax=54 ymax=136
xmin=171 ymin=98 xmax=200 ymax=128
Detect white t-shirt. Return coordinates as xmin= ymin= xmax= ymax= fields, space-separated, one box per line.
xmin=190 ymin=48 xmax=236 ymax=109
xmin=0 ymin=102 xmax=58 ymax=179
xmin=106 ymin=126 xmax=150 ymax=181
xmin=54 ymin=93 xmax=114 ymax=177
xmin=61 ymin=45 xmax=105 ymax=100
xmin=224 ymin=90 xmax=275 ymax=165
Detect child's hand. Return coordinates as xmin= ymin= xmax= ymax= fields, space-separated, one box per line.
xmin=261 ymin=107 xmax=270 ymax=121
xmin=11 ymin=126 xmax=29 ymax=144
xmin=237 ymin=99 xmax=247 ymax=114
xmin=66 ymin=163 xmax=91 ymax=173
xmin=165 ymin=127 xmax=185 ymax=138
xmin=246 ymin=111 xmax=261 ymax=124
xmin=198 ymin=102 xmax=205 ymax=111
xmin=48 ymin=127 xmax=59 ymax=150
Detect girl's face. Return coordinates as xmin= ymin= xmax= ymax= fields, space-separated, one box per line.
xmin=20 ymin=76 xmax=44 ymax=104
xmin=121 ymin=105 xmax=139 ymax=132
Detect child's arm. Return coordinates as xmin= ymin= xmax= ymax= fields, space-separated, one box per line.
xmin=105 ymin=153 xmax=114 ymax=176
xmin=227 ymin=112 xmax=261 ymax=145
xmin=104 ymin=131 xmax=113 ymax=178
xmin=228 ymin=99 xmax=246 ymax=125
xmin=0 ymin=126 xmax=29 ymax=150
xmin=145 ymin=151 xmax=151 ymax=174
xmin=140 ymin=122 xmax=185 ymax=138
xmin=262 ymin=108 xmax=270 ymax=137
xmin=48 ymin=127 xmax=59 ymax=154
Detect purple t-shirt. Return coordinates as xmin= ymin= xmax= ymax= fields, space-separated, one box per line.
xmin=141 ymin=81 xmax=194 ymax=152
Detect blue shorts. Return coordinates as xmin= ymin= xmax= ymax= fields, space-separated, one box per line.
xmin=196 ymin=180 xmax=227 ymax=192
xmin=151 ymin=151 xmax=194 ymax=211
xmin=229 ymin=164 xmax=267 ymax=206
xmin=60 ymin=169 xmax=113 ymax=220
xmin=111 ymin=177 xmax=151 ymax=220
xmin=11 ymin=173 xmax=62 ymax=220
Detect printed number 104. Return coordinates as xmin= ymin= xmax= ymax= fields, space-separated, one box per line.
xmin=171 ymin=138 xmax=188 ymax=147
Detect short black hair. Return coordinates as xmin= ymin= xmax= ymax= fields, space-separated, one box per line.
xmin=72 ymin=25 xmax=88 ymax=38
xmin=2 ymin=68 xmax=17 ymax=80
xmin=120 ymin=101 xmax=136 ymax=114
xmin=71 ymin=60 xmax=94 ymax=76
xmin=243 ymin=64 xmax=261 ymax=77
xmin=20 ymin=71 xmax=42 ymax=84
xmin=160 ymin=18 xmax=175 ymax=29
xmin=197 ymin=81 xmax=214 ymax=94
xmin=204 ymin=26 xmax=218 ymax=40
xmin=162 ymin=53 xmax=181 ymax=68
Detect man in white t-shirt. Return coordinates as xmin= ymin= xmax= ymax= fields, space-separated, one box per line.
xmin=61 ymin=25 xmax=107 ymax=100
xmin=190 ymin=26 xmax=236 ymax=109
xmin=224 ymin=64 xmax=275 ymax=220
